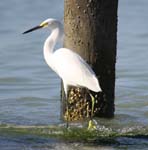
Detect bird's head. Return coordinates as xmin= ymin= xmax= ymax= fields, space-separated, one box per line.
xmin=23 ymin=18 xmax=62 ymax=34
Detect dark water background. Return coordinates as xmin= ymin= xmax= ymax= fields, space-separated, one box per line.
xmin=0 ymin=0 xmax=148 ymax=149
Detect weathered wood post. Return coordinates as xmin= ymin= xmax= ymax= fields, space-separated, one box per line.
xmin=61 ymin=0 xmax=118 ymax=121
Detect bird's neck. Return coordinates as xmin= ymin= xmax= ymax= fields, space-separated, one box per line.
xmin=44 ymin=28 xmax=59 ymax=55
xmin=44 ymin=29 xmax=58 ymax=54
xmin=43 ymin=25 xmax=63 ymax=67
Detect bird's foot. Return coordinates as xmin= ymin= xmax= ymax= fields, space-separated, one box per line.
xmin=87 ymin=119 xmax=97 ymax=130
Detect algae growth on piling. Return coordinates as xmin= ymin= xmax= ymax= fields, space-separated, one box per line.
xmin=0 ymin=123 xmax=148 ymax=143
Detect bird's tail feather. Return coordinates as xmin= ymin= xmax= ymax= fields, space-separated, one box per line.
xmin=86 ymin=75 xmax=102 ymax=92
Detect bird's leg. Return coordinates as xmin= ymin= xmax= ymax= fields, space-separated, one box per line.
xmin=63 ymin=82 xmax=69 ymax=128
xmin=86 ymin=89 xmax=95 ymax=118
xmin=65 ymin=94 xmax=69 ymax=128
xmin=90 ymin=92 xmax=95 ymax=118
xmin=87 ymin=89 xmax=97 ymax=130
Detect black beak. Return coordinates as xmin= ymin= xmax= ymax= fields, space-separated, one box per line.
xmin=23 ymin=25 xmax=43 ymax=34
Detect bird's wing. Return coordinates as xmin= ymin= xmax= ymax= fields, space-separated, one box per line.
xmin=52 ymin=48 xmax=101 ymax=92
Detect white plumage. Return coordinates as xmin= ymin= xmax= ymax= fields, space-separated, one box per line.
xmin=23 ymin=18 xmax=102 ymax=97
xmin=51 ymin=48 xmax=101 ymax=95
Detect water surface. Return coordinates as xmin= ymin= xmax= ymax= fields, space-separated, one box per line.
xmin=0 ymin=0 xmax=148 ymax=149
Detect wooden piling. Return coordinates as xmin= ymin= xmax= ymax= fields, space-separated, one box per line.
xmin=62 ymin=0 xmax=118 ymax=121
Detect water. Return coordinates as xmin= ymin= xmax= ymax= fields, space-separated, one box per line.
xmin=0 ymin=0 xmax=148 ymax=149
xmin=116 ymin=0 xmax=148 ymax=125
xmin=0 ymin=0 xmax=63 ymax=125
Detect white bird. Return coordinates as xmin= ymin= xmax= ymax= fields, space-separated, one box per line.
xmin=23 ymin=18 xmax=102 ymax=98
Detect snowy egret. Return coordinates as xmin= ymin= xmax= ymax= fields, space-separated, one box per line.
xmin=23 ymin=18 xmax=102 ymax=126
xmin=23 ymin=18 xmax=101 ymax=96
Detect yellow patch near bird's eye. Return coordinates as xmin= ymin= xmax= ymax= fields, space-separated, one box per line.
xmin=40 ymin=22 xmax=48 ymax=28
